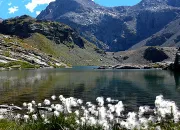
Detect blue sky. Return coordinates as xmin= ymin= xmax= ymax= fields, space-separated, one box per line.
xmin=0 ymin=0 xmax=141 ymax=19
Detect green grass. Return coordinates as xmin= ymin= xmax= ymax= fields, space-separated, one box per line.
xmin=1 ymin=117 xmax=180 ymax=130
xmin=0 ymin=61 xmax=40 ymax=69
xmin=23 ymin=33 xmax=59 ymax=58
xmin=0 ymin=119 xmax=20 ymax=130
xmin=1 ymin=15 xmax=116 ymax=66
xmin=3 ymin=51 xmax=11 ymax=57
xmin=0 ymin=113 xmax=103 ymax=130
xmin=23 ymin=33 xmax=114 ymax=66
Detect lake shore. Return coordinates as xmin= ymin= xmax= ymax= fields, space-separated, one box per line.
xmin=97 ymin=62 xmax=173 ymax=70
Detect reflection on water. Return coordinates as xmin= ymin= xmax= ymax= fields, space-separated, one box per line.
xmin=0 ymin=68 xmax=180 ymax=110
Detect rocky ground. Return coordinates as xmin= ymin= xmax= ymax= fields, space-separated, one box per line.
xmin=102 ymin=46 xmax=178 ymax=69
xmin=0 ymin=16 xmax=179 ymax=69
xmin=0 ymin=32 xmax=177 ymax=69
xmin=0 ymin=15 xmax=118 ymax=67
xmin=0 ymin=34 xmax=68 ymax=70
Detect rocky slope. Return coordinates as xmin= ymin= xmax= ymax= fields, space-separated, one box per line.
xmin=130 ymin=18 xmax=180 ymax=49
xmin=0 ymin=34 xmax=68 ymax=69
xmin=0 ymin=15 xmax=117 ymax=66
xmin=37 ymin=0 xmax=180 ymax=51
xmin=107 ymin=46 xmax=177 ymax=65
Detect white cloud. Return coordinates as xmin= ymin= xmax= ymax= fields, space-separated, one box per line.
xmin=8 ymin=2 xmax=12 ymax=6
xmin=8 ymin=6 xmax=18 ymax=14
xmin=25 ymin=0 xmax=55 ymax=13
xmin=36 ymin=11 xmax=41 ymax=15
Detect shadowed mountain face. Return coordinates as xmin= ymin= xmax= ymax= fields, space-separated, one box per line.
xmin=0 ymin=18 xmax=3 ymax=23
xmin=130 ymin=18 xmax=180 ymax=49
xmin=37 ymin=0 xmax=180 ymax=51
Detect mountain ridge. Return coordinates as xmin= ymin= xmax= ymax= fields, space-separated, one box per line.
xmin=37 ymin=0 xmax=180 ymax=51
xmin=0 ymin=15 xmax=118 ymax=66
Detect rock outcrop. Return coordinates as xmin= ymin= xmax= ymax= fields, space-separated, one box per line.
xmin=107 ymin=46 xmax=176 ymax=65
xmin=143 ymin=47 xmax=169 ymax=62
xmin=0 ymin=15 xmax=85 ymax=48
xmin=37 ymin=0 xmax=180 ymax=51
xmin=0 ymin=34 xmax=68 ymax=69
xmin=0 ymin=16 xmax=118 ymax=66
xmin=131 ymin=18 xmax=180 ymax=49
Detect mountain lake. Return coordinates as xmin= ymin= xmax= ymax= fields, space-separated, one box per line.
xmin=0 ymin=67 xmax=180 ymax=111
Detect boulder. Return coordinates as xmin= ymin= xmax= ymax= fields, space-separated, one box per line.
xmin=143 ymin=47 xmax=169 ymax=63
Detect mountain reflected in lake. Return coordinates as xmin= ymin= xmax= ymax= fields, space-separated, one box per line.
xmin=0 ymin=68 xmax=180 ymax=110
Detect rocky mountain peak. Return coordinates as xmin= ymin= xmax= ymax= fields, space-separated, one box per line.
xmin=37 ymin=0 xmax=98 ymax=21
xmin=68 ymin=0 xmax=99 ymax=8
xmin=37 ymin=0 xmax=180 ymax=51
xmin=137 ymin=0 xmax=180 ymax=8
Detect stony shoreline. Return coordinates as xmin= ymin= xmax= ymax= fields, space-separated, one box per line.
xmin=97 ymin=62 xmax=172 ymax=70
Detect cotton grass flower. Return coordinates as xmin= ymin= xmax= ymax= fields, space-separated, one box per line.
xmin=106 ymin=97 xmax=111 ymax=102
xmin=54 ymin=104 xmax=63 ymax=112
xmin=96 ymin=97 xmax=104 ymax=106
xmin=98 ymin=106 xmax=106 ymax=120
xmin=155 ymin=95 xmax=180 ymax=122
xmin=51 ymin=95 xmax=56 ymax=100
xmin=24 ymin=115 xmax=29 ymax=122
xmin=32 ymin=114 xmax=37 ymax=120
xmin=80 ymin=117 xmax=86 ymax=125
xmin=77 ymin=99 xmax=83 ymax=105
xmin=44 ymin=99 xmax=51 ymax=105
xmin=2 ymin=94 xmax=180 ymax=129
xmin=28 ymin=107 xmax=34 ymax=113
xmin=76 ymin=120 xmax=80 ymax=124
xmin=38 ymin=103 xmax=42 ymax=107
xmin=41 ymin=114 xmax=45 ymax=119
xmin=87 ymin=116 xmax=97 ymax=126
xmin=27 ymin=103 xmax=32 ymax=108
xmin=23 ymin=102 xmax=27 ymax=107
xmin=54 ymin=111 xmax=60 ymax=117
xmin=125 ymin=112 xmax=138 ymax=129
xmin=138 ymin=106 xmax=150 ymax=117
xmin=44 ymin=118 xmax=50 ymax=124
xmin=0 ymin=115 xmax=4 ymax=119
xmin=48 ymin=108 xmax=52 ymax=112
xmin=31 ymin=100 xmax=36 ymax=105
xmin=115 ymin=101 xmax=124 ymax=116
xmin=74 ymin=110 xmax=79 ymax=116
xmin=86 ymin=102 xmax=92 ymax=107
xmin=59 ymin=95 xmax=64 ymax=101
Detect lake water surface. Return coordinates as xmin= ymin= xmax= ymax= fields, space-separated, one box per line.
xmin=0 ymin=67 xmax=180 ymax=110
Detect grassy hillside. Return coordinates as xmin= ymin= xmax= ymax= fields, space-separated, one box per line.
xmin=23 ymin=33 xmax=117 ymax=66
xmin=0 ymin=34 xmax=69 ymax=69
xmin=0 ymin=15 xmax=117 ymax=66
